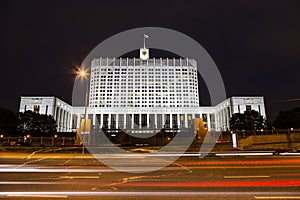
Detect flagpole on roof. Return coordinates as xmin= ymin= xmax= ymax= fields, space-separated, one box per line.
xmin=143 ymin=34 xmax=146 ymax=49
xmin=143 ymin=34 xmax=149 ymax=49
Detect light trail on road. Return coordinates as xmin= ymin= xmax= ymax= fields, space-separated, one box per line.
xmin=1 ymin=180 xmax=300 ymax=187
xmin=1 ymin=191 xmax=300 ymax=198
xmin=1 ymin=153 xmax=300 ymax=199
xmin=179 ymin=159 xmax=300 ymax=166
xmin=117 ymin=180 xmax=300 ymax=187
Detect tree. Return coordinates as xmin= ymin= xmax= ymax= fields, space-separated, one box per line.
xmin=0 ymin=107 xmax=17 ymax=136
xmin=273 ymin=107 xmax=300 ymax=129
xmin=17 ymin=111 xmax=57 ymax=136
xmin=229 ymin=110 xmax=266 ymax=130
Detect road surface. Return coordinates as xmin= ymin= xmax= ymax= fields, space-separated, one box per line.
xmin=1 ymin=149 xmax=300 ymax=199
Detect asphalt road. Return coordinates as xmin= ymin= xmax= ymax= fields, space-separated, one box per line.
xmin=1 ymin=149 xmax=300 ymax=199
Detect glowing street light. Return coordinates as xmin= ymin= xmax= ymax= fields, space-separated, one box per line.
xmin=76 ymin=67 xmax=88 ymax=79
xmin=75 ymin=67 xmax=89 ymax=154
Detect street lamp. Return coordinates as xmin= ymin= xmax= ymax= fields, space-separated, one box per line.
xmin=77 ymin=68 xmax=88 ymax=79
xmin=0 ymin=135 xmax=3 ymax=145
xmin=76 ymin=67 xmax=89 ymax=154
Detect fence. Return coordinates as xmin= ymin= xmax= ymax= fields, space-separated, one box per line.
xmin=0 ymin=136 xmax=76 ymax=147
xmin=0 ymin=128 xmax=299 ymax=147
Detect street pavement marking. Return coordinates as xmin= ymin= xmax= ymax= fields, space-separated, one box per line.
xmin=224 ymin=175 xmax=270 ymax=179
xmin=59 ymin=175 xmax=100 ymax=179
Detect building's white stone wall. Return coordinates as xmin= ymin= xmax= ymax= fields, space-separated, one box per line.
xmin=19 ymin=54 xmax=267 ymax=133
xmin=20 ymin=95 xmax=266 ymax=133
xmin=89 ymin=57 xmax=199 ymax=108
xmin=72 ymin=96 xmax=266 ymax=132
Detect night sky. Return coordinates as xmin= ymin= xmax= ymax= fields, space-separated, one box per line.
xmin=1 ymin=0 xmax=300 ymax=121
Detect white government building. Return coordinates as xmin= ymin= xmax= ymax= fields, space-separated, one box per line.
xmin=19 ymin=48 xmax=266 ymax=133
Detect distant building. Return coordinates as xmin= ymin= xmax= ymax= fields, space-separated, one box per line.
xmin=19 ymin=96 xmax=73 ymax=132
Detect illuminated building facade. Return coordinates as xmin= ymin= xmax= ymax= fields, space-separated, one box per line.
xmin=72 ymin=48 xmax=266 ymax=133
xmin=19 ymin=48 xmax=267 ymax=134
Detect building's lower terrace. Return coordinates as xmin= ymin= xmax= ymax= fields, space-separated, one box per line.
xmin=19 ymin=96 xmax=266 ymax=133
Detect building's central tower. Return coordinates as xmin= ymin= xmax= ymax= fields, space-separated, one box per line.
xmin=88 ymin=49 xmax=199 ymax=109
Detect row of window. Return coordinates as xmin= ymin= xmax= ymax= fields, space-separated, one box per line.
xmin=92 ymin=72 xmax=196 ymax=78
xmin=90 ymin=96 xmax=198 ymax=100
xmin=92 ymin=67 xmax=196 ymax=72
xmin=90 ymin=104 xmax=198 ymax=108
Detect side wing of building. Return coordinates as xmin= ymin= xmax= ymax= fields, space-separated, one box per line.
xmin=19 ymin=96 xmax=73 ymax=132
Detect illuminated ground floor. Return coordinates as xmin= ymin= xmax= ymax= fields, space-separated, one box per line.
xmin=72 ymin=96 xmax=266 ymax=132
xmin=19 ymin=96 xmax=266 ymax=133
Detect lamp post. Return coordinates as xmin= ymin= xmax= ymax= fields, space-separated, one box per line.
xmin=76 ymin=68 xmax=89 ymax=154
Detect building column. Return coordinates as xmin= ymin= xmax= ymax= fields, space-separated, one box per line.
xmin=63 ymin=110 xmax=67 ymax=131
xmin=60 ymin=109 xmax=63 ymax=132
xmin=177 ymin=114 xmax=180 ymax=128
xmin=185 ymin=114 xmax=188 ymax=128
xmin=162 ymin=114 xmax=165 ymax=128
xmin=108 ymin=114 xmax=111 ymax=128
xmin=170 ymin=114 xmax=172 ymax=128
xmin=93 ymin=114 xmax=96 ymax=126
xmin=60 ymin=110 xmax=63 ymax=131
xmin=139 ymin=114 xmax=142 ymax=128
xmin=57 ymin=108 xmax=61 ymax=132
xmin=63 ymin=111 xmax=67 ymax=132
xmin=76 ymin=114 xmax=80 ymax=129
xmin=61 ymin=110 xmax=65 ymax=131
xmin=220 ymin=110 xmax=224 ymax=131
xmin=222 ymin=109 xmax=226 ymax=130
xmin=207 ymin=112 xmax=211 ymax=132
xmin=217 ymin=112 xmax=221 ymax=131
xmin=214 ymin=112 xmax=218 ymax=131
xmin=66 ymin=112 xmax=70 ymax=131
xmin=100 ymin=114 xmax=103 ymax=128
xmin=131 ymin=114 xmax=134 ymax=129
xmin=225 ymin=107 xmax=229 ymax=130
xmin=147 ymin=113 xmax=150 ymax=128
xmin=68 ymin=113 xmax=72 ymax=131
